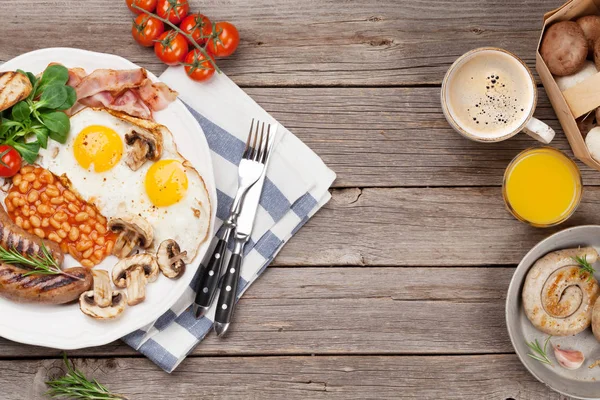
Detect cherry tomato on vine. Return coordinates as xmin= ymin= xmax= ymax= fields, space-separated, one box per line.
xmin=0 ymin=145 xmax=22 ymax=178
xmin=180 ymin=14 xmax=212 ymax=45
xmin=132 ymin=15 xmax=165 ymax=47
xmin=156 ymin=0 xmax=189 ymax=25
xmin=126 ymin=0 xmax=157 ymax=14
xmin=184 ymin=50 xmax=215 ymax=82
xmin=206 ymin=22 xmax=240 ymax=58
xmin=154 ymin=31 xmax=188 ymax=65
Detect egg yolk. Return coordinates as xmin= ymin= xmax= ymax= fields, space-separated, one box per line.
xmin=145 ymin=159 xmax=188 ymax=207
xmin=73 ymin=125 xmax=123 ymax=172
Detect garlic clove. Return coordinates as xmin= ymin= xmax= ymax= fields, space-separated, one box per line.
xmin=553 ymin=345 xmax=585 ymax=370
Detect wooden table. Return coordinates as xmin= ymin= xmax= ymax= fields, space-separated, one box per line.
xmin=0 ymin=0 xmax=590 ymax=398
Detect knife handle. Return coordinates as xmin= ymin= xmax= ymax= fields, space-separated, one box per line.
xmin=214 ymin=245 xmax=244 ymax=330
xmin=194 ymin=238 xmax=228 ymax=308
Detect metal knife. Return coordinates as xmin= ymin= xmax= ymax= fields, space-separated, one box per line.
xmin=213 ymin=124 xmax=277 ymax=337
xmin=192 ymin=120 xmax=269 ymax=319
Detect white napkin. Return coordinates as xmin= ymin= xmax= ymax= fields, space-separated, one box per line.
xmin=122 ymin=67 xmax=336 ymax=372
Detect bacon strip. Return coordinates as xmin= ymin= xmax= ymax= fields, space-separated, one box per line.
xmin=78 ymin=90 xmax=152 ymax=119
xmin=75 ymin=68 xmax=147 ymax=100
xmin=111 ymin=90 xmax=152 ymax=119
xmin=67 ymin=67 xmax=87 ymax=87
xmin=65 ymin=67 xmax=177 ymax=120
xmin=78 ymin=91 xmax=115 ymax=108
xmin=136 ymin=80 xmax=179 ymax=111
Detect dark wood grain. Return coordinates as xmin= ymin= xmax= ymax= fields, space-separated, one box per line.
xmin=275 ymin=186 xmax=600 ymax=266
xmin=0 ymin=267 xmax=514 ymax=358
xmin=0 ymin=0 xmax=562 ymax=86
xmin=1 ymin=355 xmax=561 ymax=400
xmin=246 ymin=87 xmax=600 ymax=188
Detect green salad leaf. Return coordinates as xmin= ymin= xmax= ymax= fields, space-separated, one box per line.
xmin=35 ymin=64 xmax=69 ymax=96
xmin=10 ymin=141 xmax=40 ymax=164
xmin=11 ymin=101 xmax=29 ymax=122
xmin=42 ymin=112 xmax=70 ymax=143
xmin=38 ymin=84 xmax=69 ymax=110
xmin=0 ymin=65 xmax=76 ymax=163
xmin=58 ymin=86 xmax=77 ymax=111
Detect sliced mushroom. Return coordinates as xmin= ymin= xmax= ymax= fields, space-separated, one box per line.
xmin=79 ymin=290 xmax=126 ymax=319
xmin=92 ymin=270 xmax=112 ymax=308
xmin=124 ymin=129 xmax=162 ymax=171
xmin=157 ymin=239 xmax=187 ymax=279
xmin=112 ymin=253 xmax=159 ymax=306
xmin=108 ymin=213 xmax=154 ymax=258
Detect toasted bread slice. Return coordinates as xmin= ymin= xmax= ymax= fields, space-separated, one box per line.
xmin=0 ymin=72 xmax=32 ymax=112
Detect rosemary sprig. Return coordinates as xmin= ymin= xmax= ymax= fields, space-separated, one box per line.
xmin=46 ymin=354 xmax=127 ymax=400
xmin=573 ymin=255 xmax=596 ymax=281
xmin=526 ymin=336 xmax=553 ymax=366
xmin=131 ymin=3 xmax=221 ymax=73
xmin=0 ymin=243 xmax=82 ymax=281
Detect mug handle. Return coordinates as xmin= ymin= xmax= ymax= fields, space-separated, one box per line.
xmin=522 ymin=117 xmax=555 ymax=144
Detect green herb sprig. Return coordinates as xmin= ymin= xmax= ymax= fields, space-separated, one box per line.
xmin=526 ymin=336 xmax=553 ymax=366
xmin=46 ymin=353 xmax=127 ymax=400
xmin=573 ymin=255 xmax=596 ymax=281
xmin=0 ymin=243 xmax=82 ymax=281
xmin=0 ymin=65 xmax=76 ymax=163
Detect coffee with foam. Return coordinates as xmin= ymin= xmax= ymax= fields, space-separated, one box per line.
xmin=444 ymin=49 xmax=535 ymax=139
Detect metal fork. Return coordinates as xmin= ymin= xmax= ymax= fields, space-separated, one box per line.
xmin=213 ymin=121 xmax=276 ymax=336
xmin=193 ymin=119 xmax=271 ymax=318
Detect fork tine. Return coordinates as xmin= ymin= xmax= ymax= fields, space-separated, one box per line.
xmin=254 ymin=122 xmax=265 ymax=161
xmin=259 ymin=124 xmax=270 ymax=163
xmin=243 ymin=119 xmax=255 ymax=159
xmin=249 ymin=120 xmax=260 ymax=160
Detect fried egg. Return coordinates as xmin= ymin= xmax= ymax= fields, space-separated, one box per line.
xmin=37 ymin=107 xmax=211 ymax=260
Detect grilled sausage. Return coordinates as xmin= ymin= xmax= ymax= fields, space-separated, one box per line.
xmin=522 ymin=247 xmax=600 ymax=336
xmin=0 ymin=205 xmax=85 ymax=304
xmin=0 ymin=262 xmax=92 ymax=304
xmin=0 ymin=206 xmax=63 ymax=264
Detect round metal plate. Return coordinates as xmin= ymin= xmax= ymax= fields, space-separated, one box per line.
xmin=507 ymin=225 xmax=600 ymax=399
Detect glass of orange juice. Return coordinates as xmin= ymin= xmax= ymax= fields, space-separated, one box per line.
xmin=503 ymin=147 xmax=582 ymax=227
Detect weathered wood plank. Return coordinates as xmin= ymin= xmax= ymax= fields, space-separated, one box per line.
xmin=276 ymin=186 xmax=600 ymax=266
xmin=0 ymin=0 xmax=555 ymax=86
xmin=1 ymin=355 xmax=560 ymax=399
xmin=246 ymin=87 xmax=600 ymax=188
xmin=0 ymin=267 xmax=514 ymax=357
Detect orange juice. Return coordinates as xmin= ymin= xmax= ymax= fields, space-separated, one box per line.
xmin=503 ymin=147 xmax=582 ymax=227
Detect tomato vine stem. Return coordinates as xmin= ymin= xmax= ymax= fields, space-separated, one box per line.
xmin=131 ymin=4 xmax=221 ymax=73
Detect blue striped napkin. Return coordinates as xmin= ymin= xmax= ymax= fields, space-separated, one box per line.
xmin=122 ymin=68 xmax=336 ymax=372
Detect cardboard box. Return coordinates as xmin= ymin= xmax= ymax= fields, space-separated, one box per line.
xmin=537 ymin=0 xmax=600 ymax=170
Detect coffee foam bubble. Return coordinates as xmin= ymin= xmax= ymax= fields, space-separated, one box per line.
xmin=445 ymin=50 xmax=534 ymax=139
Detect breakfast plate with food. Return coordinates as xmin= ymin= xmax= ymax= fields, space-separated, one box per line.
xmin=506 ymin=225 xmax=600 ymax=399
xmin=0 ymin=48 xmax=216 ymax=349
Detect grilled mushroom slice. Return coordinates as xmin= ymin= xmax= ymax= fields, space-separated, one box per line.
xmin=79 ymin=290 xmax=126 ymax=319
xmin=92 ymin=270 xmax=112 ymax=308
xmin=112 ymin=253 xmax=159 ymax=306
xmin=157 ymin=239 xmax=187 ymax=279
xmin=124 ymin=129 xmax=162 ymax=171
xmin=108 ymin=213 xmax=154 ymax=258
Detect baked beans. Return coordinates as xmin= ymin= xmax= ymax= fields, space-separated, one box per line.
xmin=5 ymin=166 xmax=116 ymax=267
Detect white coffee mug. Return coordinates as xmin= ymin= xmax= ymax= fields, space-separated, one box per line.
xmin=441 ymin=47 xmax=555 ymax=144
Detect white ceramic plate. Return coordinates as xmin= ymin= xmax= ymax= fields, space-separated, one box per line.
xmin=507 ymin=226 xmax=600 ymax=400
xmin=0 ymin=48 xmax=216 ymax=349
